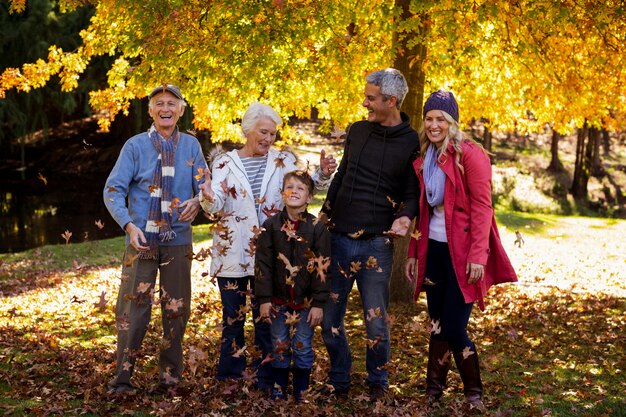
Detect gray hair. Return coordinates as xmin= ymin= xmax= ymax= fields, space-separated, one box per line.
xmin=365 ymin=68 xmax=408 ymax=109
xmin=148 ymin=95 xmax=187 ymax=112
xmin=241 ymin=102 xmax=283 ymax=137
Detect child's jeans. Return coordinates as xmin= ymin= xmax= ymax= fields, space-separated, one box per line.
xmin=270 ymin=305 xmax=315 ymax=369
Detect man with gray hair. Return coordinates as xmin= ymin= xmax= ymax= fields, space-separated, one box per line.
xmin=319 ymin=68 xmax=420 ymax=400
xmin=104 ymin=84 xmax=207 ymax=396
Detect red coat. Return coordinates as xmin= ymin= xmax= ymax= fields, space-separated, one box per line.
xmin=407 ymin=140 xmax=517 ymax=310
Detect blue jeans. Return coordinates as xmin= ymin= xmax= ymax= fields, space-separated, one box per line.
xmin=217 ymin=276 xmax=273 ymax=389
xmin=321 ymin=232 xmax=393 ymax=389
xmin=425 ymin=239 xmax=474 ymax=353
xmin=270 ymin=305 xmax=315 ymax=369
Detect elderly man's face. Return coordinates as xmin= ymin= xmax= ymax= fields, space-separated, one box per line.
xmin=148 ymin=91 xmax=184 ymax=134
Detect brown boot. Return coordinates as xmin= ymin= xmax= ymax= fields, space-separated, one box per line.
xmin=426 ymin=339 xmax=452 ymax=403
xmin=453 ymin=345 xmax=486 ymax=413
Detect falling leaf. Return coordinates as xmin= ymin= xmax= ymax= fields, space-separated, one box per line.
xmin=331 ymin=326 xmax=340 ymax=337
xmin=262 ymin=203 xmax=281 ymax=218
xmin=94 ymin=291 xmax=108 ymax=312
xmin=329 ymin=292 xmax=339 ymax=303
xmin=423 ymin=277 xmax=435 ymax=286
xmin=61 ymin=230 xmax=72 ymax=245
xmin=348 ymin=229 xmax=365 ymax=239
xmin=430 ymin=319 xmax=441 ymax=335
xmin=461 ymin=345 xmax=475 ymax=359
xmin=367 ymin=307 xmax=382 ymax=321
xmin=386 ymin=195 xmax=397 ymax=208
xmin=187 ymin=159 xmax=195 ymax=167
xmin=165 ymin=297 xmax=184 ymax=312
xmin=232 ymin=345 xmax=247 ymax=358
xmin=217 ymin=160 xmax=229 ymax=169
xmin=223 ymin=281 xmax=239 ymax=291
xmin=284 ymin=310 xmax=300 ymax=326
xmin=280 ymin=221 xmax=304 ymax=242
xmin=330 ymin=125 xmax=346 ymax=139
xmin=148 ymin=184 xmax=159 ymax=193
xmin=124 ymin=252 xmax=139 ymax=267
xmin=220 ymin=179 xmax=237 ymax=199
xmin=107 ymin=186 xmax=118 ymax=193
xmin=136 ymin=282 xmax=152 ymax=294
xmin=94 ymin=219 xmax=105 ymax=229
xmin=274 ymin=156 xmax=286 ymax=168
xmin=194 ymin=167 xmax=204 ymax=180
xmin=410 ymin=229 xmax=422 ymax=240
xmin=366 ymin=256 xmax=379 ymax=270
xmin=277 ymin=252 xmax=301 ymax=278
xmin=37 ymin=172 xmax=47 ymax=186
xmin=255 ymin=196 xmax=266 ymax=205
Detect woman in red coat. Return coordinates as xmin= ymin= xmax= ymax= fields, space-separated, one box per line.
xmin=405 ymin=90 xmax=517 ymax=412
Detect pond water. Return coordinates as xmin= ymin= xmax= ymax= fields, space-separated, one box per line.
xmin=0 ymin=179 xmax=125 ymax=253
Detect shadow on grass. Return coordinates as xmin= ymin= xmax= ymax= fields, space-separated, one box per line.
xmin=495 ymin=210 xmax=559 ymax=235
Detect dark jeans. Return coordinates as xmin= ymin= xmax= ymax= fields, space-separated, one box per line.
xmin=425 ymin=239 xmax=474 ymax=353
xmin=321 ymin=232 xmax=394 ymax=389
xmin=217 ymin=276 xmax=273 ymax=389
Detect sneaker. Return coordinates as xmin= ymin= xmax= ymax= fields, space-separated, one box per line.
xmin=369 ymin=385 xmax=387 ymax=401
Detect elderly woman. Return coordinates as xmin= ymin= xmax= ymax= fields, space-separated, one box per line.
xmin=405 ymin=90 xmax=517 ymax=412
xmin=199 ymin=102 xmax=336 ymax=390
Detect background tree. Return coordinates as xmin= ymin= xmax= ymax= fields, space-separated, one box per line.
xmin=2 ymin=0 xmax=626 ymax=298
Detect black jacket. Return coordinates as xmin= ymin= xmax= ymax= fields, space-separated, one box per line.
xmin=322 ymin=113 xmax=420 ymax=234
xmin=255 ymin=208 xmax=330 ymax=309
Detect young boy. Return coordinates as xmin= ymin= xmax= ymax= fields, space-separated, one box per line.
xmin=255 ymin=170 xmax=331 ymax=401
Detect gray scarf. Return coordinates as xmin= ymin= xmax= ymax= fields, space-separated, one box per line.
xmin=423 ymin=144 xmax=446 ymax=207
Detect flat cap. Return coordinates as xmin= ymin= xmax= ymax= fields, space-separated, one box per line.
xmin=148 ymin=84 xmax=183 ymax=100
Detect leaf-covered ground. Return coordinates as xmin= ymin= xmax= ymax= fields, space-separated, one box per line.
xmin=1 ymin=212 xmax=624 ymax=417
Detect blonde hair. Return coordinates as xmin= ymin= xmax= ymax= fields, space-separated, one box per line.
xmin=418 ymin=111 xmax=487 ymax=174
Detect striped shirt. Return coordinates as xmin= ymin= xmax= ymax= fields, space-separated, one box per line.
xmin=241 ymin=155 xmax=268 ymax=210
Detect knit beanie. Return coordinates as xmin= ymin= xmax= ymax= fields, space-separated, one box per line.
xmin=423 ymin=89 xmax=459 ymax=122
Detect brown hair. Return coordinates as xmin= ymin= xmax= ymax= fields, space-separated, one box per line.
xmin=283 ymin=170 xmax=315 ymax=196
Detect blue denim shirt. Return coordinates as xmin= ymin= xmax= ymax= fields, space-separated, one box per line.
xmin=103 ymin=131 xmax=207 ymax=246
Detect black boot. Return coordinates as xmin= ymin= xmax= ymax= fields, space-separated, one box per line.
xmin=292 ymin=367 xmax=311 ymax=402
xmin=453 ymin=345 xmax=486 ymax=413
xmin=271 ymin=367 xmax=290 ymax=400
xmin=426 ymin=338 xmax=451 ymax=403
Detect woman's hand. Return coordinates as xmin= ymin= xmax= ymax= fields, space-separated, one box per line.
xmin=198 ymin=169 xmax=215 ymax=203
xmin=320 ymin=149 xmax=337 ymax=177
xmin=307 ymin=306 xmax=323 ymax=327
xmin=466 ymin=262 xmax=485 ymax=284
xmin=405 ymin=257 xmax=417 ymax=283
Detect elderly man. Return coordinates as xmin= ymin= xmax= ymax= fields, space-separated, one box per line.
xmin=104 ymin=84 xmax=207 ymax=396
xmin=319 ymin=68 xmax=420 ymax=400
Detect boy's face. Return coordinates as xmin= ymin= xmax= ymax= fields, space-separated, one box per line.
xmin=282 ymin=177 xmax=313 ymax=210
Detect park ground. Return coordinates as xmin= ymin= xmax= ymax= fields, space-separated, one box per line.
xmin=0 ymin=125 xmax=625 ymax=416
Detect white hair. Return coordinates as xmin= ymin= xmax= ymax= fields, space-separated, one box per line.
xmin=241 ymin=102 xmax=282 ymax=137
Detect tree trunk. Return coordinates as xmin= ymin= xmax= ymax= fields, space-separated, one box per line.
xmin=570 ymin=123 xmax=589 ymax=200
xmin=591 ymin=127 xmax=602 ymax=176
xmin=483 ymin=123 xmax=492 ymax=153
xmin=602 ymin=128 xmax=610 ymax=157
xmin=390 ymin=0 xmax=428 ymax=304
xmin=547 ymin=129 xmax=564 ymax=172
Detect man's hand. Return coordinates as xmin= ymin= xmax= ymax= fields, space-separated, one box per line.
xmin=125 ymin=222 xmax=149 ymax=251
xmin=405 ymin=257 xmax=417 ymax=283
xmin=386 ymin=216 xmax=411 ymax=238
xmin=198 ymin=169 xmax=215 ymax=203
xmin=178 ymin=197 xmax=200 ymax=222
xmin=320 ymin=149 xmax=337 ymax=177
xmin=307 ymin=306 xmax=323 ymax=327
